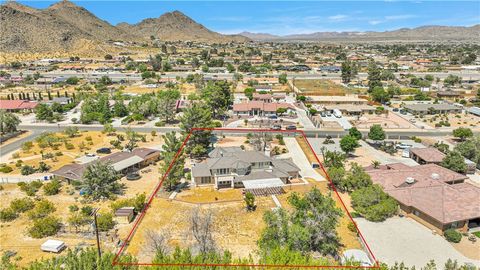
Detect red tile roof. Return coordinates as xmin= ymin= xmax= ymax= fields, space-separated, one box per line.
xmin=366 ymin=164 xmax=478 ymax=224
xmin=0 ymin=100 xmax=38 ymax=110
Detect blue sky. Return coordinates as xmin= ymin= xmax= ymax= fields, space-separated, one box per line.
xmin=13 ymin=1 xmax=480 ymax=35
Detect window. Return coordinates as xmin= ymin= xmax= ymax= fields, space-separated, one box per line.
xmin=200 ymin=177 xmax=211 ymax=184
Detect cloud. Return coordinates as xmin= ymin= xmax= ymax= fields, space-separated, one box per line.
xmin=328 ymin=14 xmax=349 ymax=22
xmin=369 ymin=20 xmax=383 ymax=25
xmin=385 ymin=14 xmax=416 ymax=20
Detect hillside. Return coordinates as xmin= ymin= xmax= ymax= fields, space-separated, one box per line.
xmin=117 ymin=11 xmax=249 ymax=43
xmin=240 ymin=25 xmax=480 ymax=42
xmin=0 ymin=1 xmax=248 ymax=53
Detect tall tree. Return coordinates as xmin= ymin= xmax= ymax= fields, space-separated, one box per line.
xmin=201 ymin=81 xmax=232 ymax=118
xmin=340 ymin=135 xmax=360 ymax=155
xmin=368 ymin=124 xmax=386 ymax=142
xmin=367 ymin=60 xmax=383 ymax=92
xmin=160 ymin=132 xmax=185 ymax=191
xmin=441 ymin=151 xmax=467 ymax=174
xmin=81 ymin=162 xmax=123 ymax=200
xmin=341 ymin=61 xmax=354 ymax=84
xmin=157 ymin=88 xmax=181 ymax=124
xmin=180 ymin=102 xmax=214 ymax=158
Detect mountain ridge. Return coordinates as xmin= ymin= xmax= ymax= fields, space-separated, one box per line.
xmin=239 ymin=25 xmax=480 ymax=41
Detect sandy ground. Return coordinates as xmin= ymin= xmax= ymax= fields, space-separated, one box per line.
xmin=420 ymin=113 xmax=480 ymax=129
xmin=352 ymin=112 xmax=416 ymax=129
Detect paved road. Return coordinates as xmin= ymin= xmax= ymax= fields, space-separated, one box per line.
xmin=0 ymin=130 xmax=43 ymax=159
xmin=279 ymin=137 xmax=325 ymax=181
xmin=10 ymin=71 xmax=480 ymax=81
xmin=355 ymin=217 xmax=480 ymax=268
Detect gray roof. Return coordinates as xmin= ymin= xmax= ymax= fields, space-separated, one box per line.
xmin=208 ymin=147 xmax=243 ymax=158
xmin=191 ymin=163 xmax=212 ymax=177
xmin=271 ymin=158 xmax=301 ymax=174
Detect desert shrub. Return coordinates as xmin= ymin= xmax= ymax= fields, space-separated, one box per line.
xmin=351 ymin=184 xmax=397 ymax=222
xmin=20 ymin=165 xmax=36 ymax=176
xmin=97 ymin=213 xmax=115 ymax=231
xmin=27 ymin=199 xmax=56 ymax=219
xmin=64 ymin=142 xmax=75 ymax=150
xmin=69 ymin=205 xmax=79 ymax=212
xmin=18 ymin=180 xmax=43 ymax=196
xmin=0 ymin=165 xmax=13 ymax=173
xmin=347 ymin=221 xmax=358 ymax=233
xmin=81 ymin=206 xmax=93 ymax=215
xmin=0 ymin=208 xmax=18 ymax=222
xmin=444 ymin=229 xmax=462 ymax=243
xmin=110 ymin=193 xmax=146 ymax=213
xmin=10 ymin=197 xmax=35 ymax=213
xmin=28 ymin=216 xmax=61 ymax=238
xmin=43 ymin=179 xmax=61 ymax=195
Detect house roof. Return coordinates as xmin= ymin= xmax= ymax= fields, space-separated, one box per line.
xmin=0 ymin=100 xmax=38 ymax=110
xmin=366 ymin=163 xmax=477 ymax=224
xmin=192 ymin=163 xmax=212 ymax=177
xmin=242 ymin=178 xmax=284 ymax=189
xmin=233 ymin=101 xmax=294 ymax=112
xmin=409 ymin=147 xmax=445 ymax=163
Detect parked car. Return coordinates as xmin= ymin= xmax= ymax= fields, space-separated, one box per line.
xmin=269 ymin=115 xmax=278 ymax=119
xmin=396 ymin=143 xmax=412 ymax=149
xmin=96 ymin=147 xmax=111 ymax=154
xmin=85 ymin=153 xmax=96 ymax=157
xmin=393 ymin=108 xmax=399 ymax=112
xmin=271 ymin=125 xmax=282 ymax=130
xmin=286 ymin=125 xmax=297 ymax=130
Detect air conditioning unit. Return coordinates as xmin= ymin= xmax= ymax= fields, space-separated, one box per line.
xmin=405 ymin=177 xmax=415 ymax=184
xmin=431 ymin=173 xmax=440 ymax=180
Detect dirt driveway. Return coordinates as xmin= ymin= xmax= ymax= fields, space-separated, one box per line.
xmin=355 ymin=217 xmax=480 ymax=268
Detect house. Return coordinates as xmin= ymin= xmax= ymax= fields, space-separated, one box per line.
xmin=403 ymin=103 xmax=462 ymax=115
xmin=191 ymin=147 xmax=300 ymax=189
xmin=323 ymin=104 xmax=376 ymax=115
xmin=253 ymin=85 xmax=273 ymax=91
xmin=409 ymin=147 xmax=445 ymax=165
xmin=232 ymin=101 xmax=295 ymax=116
xmin=252 ymin=93 xmax=273 ymax=103
xmin=52 ymin=148 xmax=160 ymax=182
xmin=365 ymin=163 xmax=479 ymax=233
xmin=0 ymin=100 xmax=38 ymax=112
xmin=306 ymin=95 xmax=368 ymax=105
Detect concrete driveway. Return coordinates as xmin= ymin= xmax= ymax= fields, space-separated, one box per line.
xmin=355 ymin=217 xmax=480 ymax=268
xmin=279 ymin=137 xmax=325 ymax=181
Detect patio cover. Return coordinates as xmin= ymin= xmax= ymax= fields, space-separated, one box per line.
xmin=242 ymin=178 xmax=284 ymax=189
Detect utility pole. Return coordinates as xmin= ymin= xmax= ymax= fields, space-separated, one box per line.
xmin=93 ymin=209 xmax=102 ymax=259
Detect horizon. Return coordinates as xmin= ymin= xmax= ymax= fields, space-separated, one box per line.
xmin=5 ymin=1 xmax=480 ymax=36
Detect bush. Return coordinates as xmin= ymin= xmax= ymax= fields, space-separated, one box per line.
xmin=0 ymin=208 xmax=18 ymax=222
xmin=97 ymin=213 xmax=115 ymax=231
xmin=10 ymin=197 xmax=35 ymax=213
xmin=444 ymin=229 xmax=462 ymax=243
xmin=351 ymin=185 xmax=397 ymax=222
xmin=43 ymin=179 xmax=61 ymax=195
xmin=110 ymin=193 xmax=146 ymax=213
xmin=27 ymin=199 xmax=56 ymax=219
xmin=0 ymin=165 xmax=13 ymax=173
xmin=28 ymin=216 xmax=61 ymax=238
xmin=18 ymin=180 xmax=43 ymax=196
xmin=20 ymin=165 xmax=36 ymax=175
xmin=347 ymin=221 xmax=358 ymax=233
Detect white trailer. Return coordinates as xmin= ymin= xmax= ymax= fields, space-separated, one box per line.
xmin=41 ymin=240 xmax=66 ymax=253
xmin=333 ymin=108 xmax=342 ymax=118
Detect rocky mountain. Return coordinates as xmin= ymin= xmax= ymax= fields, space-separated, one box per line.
xmin=239 ymin=25 xmax=480 ymax=42
xmin=117 ymin=11 xmax=249 ymax=43
xmin=1 ymin=1 xmax=248 ymax=53
xmin=238 ymin=31 xmax=279 ymax=41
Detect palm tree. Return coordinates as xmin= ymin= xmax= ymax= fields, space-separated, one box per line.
xmin=371 ymin=160 xmax=381 ymax=169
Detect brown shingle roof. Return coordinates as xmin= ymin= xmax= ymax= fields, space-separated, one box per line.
xmin=410 ymin=147 xmax=446 ymax=163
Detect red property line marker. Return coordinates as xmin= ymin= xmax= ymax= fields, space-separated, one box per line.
xmin=112 ymin=128 xmax=380 ymax=268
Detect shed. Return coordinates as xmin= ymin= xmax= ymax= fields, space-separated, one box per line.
xmin=41 ymin=240 xmax=66 ymax=253
xmin=114 ymin=207 xmax=135 ymax=224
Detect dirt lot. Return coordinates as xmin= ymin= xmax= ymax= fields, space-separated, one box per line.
xmin=352 ymin=112 xmax=416 ymax=129
xmin=0 ymin=160 xmax=162 ymax=267
xmin=419 ymin=113 xmax=480 ymax=129
xmin=2 ymin=130 xmax=163 ymax=175
xmin=294 ymin=79 xmax=356 ymax=96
